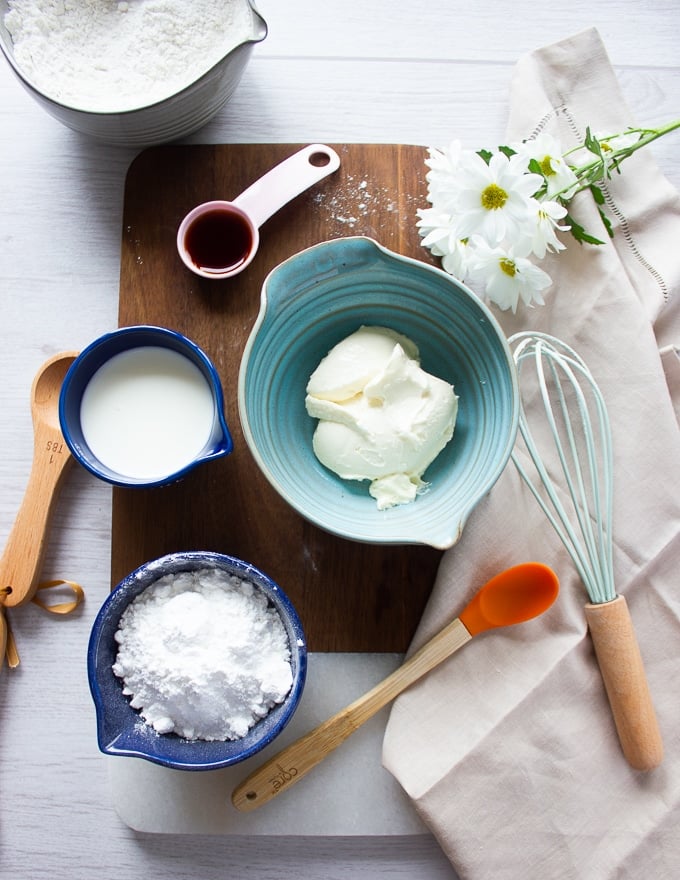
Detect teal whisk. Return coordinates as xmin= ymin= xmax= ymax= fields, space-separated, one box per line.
xmin=510 ymin=331 xmax=662 ymax=771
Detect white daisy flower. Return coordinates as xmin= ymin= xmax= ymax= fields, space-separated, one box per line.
xmin=513 ymin=133 xmax=579 ymax=199
xmin=596 ymin=130 xmax=641 ymax=153
xmin=424 ymin=141 xmax=465 ymax=213
xmin=440 ymin=238 xmax=471 ymax=281
xmin=417 ymin=118 xmax=680 ymax=311
xmin=467 ymin=239 xmax=553 ymax=313
xmin=527 ymin=198 xmax=570 ymax=259
xmin=454 ymin=151 xmax=543 ymax=247
xmin=568 ymin=129 xmax=643 ymax=177
xmin=416 ymin=207 xmax=471 ymax=280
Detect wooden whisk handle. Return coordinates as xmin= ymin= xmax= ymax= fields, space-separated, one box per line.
xmin=584 ymin=595 xmax=663 ymax=771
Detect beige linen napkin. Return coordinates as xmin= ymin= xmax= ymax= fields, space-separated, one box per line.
xmin=383 ymin=28 xmax=680 ymax=879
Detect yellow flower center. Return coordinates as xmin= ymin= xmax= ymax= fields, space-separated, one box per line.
xmin=499 ymin=258 xmax=516 ymax=278
xmin=481 ymin=183 xmax=508 ymax=211
xmin=539 ymin=155 xmax=555 ymax=176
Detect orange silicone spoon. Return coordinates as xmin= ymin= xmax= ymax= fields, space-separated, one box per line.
xmin=232 ymin=561 xmax=559 ymax=812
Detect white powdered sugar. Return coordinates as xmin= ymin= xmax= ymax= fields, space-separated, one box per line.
xmin=112 ymin=568 xmax=293 ymax=742
xmin=4 ymin=0 xmax=253 ymax=112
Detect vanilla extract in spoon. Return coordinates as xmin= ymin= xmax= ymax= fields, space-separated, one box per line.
xmin=184 ymin=206 xmax=254 ymax=274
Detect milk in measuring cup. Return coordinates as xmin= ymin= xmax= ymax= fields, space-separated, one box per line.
xmin=80 ymin=346 xmax=215 ymax=479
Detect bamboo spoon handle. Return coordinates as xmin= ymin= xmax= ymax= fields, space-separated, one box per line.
xmin=584 ymin=595 xmax=663 ymax=771
xmin=0 ymin=424 xmax=73 ymax=609
xmin=232 ymin=617 xmax=472 ymax=812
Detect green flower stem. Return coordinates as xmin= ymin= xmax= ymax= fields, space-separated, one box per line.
xmin=551 ymin=119 xmax=680 ymax=202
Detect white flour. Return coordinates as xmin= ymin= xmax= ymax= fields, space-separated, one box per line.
xmin=4 ymin=0 xmax=253 ymax=111
xmin=112 ymin=568 xmax=293 ymax=742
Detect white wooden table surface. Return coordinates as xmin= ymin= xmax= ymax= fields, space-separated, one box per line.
xmin=1 ymin=2 xmax=678 ymax=877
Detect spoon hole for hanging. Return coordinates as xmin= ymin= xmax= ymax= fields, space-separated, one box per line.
xmin=309 ymin=150 xmax=332 ymax=167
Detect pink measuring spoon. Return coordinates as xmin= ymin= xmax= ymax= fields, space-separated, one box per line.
xmin=177 ymin=143 xmax=341 ymax=279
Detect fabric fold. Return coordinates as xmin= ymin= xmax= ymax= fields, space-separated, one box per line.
xmin=383 ymin=27 xmax=680 ymax=879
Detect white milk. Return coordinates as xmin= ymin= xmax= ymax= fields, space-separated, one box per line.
xmin=80 ymin=346 xmax=216 ymax=480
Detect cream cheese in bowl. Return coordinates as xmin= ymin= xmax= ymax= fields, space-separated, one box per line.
xmin=238 ymin=236 xmax=519 ymax=550
xmin=305 ymin=326 xmax=459 ymax=509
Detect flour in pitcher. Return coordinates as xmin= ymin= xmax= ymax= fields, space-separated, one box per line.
xmin=4 ymin=0 xmax=253 ymax=111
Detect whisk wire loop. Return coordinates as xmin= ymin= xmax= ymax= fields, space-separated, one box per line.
xmin=510 ymin=332 xmax=616 ymax=605
xmin=540 ymin=348 xmax=611 ymax=599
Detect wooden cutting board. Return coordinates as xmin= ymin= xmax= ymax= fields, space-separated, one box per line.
xmin=112 ymin=143 xmax=442 ymax=652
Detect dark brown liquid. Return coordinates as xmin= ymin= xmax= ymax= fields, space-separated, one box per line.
xmin=185 ymin=208 xmax=253 ymax=273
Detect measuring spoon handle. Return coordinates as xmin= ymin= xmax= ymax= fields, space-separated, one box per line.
xmin=232 ymin=144 xmax=340 ymax=229
xmin=0 ymin=425 xmax=73 ymax=608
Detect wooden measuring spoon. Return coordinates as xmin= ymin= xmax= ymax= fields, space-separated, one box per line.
xmin=232 ymin=562 xmax=559 ymax=812
xmin=0 ymin=352 xmax=78 ymax=624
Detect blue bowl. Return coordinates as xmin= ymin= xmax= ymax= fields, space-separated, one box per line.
xmin=59 ymin=325 xmax=233 ymax=488
xmin=238 ymin=237 xmax=519 ymax=550
xmin=87 ymin=551 xmax=307 ymax=771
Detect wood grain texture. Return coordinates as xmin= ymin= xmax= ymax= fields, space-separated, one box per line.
xmin=584 ymin=596 xmax=664 ymax=771
xmin=113 ymin=143 xmax=442 ymax=652
xmin=0 ymin=353 xmax=76 ymax=613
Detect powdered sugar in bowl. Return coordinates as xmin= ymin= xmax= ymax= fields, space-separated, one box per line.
xmin=87 ymin=551 xmax=307 ymax=771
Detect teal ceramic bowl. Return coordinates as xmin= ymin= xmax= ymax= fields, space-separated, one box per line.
xmin=238 ymin=237 xmax=519 ymax=550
